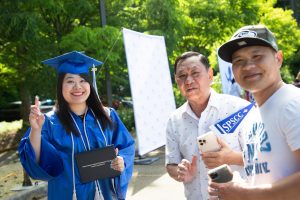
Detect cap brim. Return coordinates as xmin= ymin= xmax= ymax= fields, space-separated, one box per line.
xmin=218 ymin=37 xmax=276 ymax=63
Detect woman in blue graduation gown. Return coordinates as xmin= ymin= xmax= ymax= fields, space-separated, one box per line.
xmin=18 ymin=51 xmax=135 ymax=200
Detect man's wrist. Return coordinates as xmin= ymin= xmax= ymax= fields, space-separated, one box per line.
xmin=226 ymin=151 xmax=243 ymax=165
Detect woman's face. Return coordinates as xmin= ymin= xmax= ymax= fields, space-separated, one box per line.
xmin=62 ymin=73 xmax=90 ymax=108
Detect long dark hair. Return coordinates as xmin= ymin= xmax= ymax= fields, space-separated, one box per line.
xmin=55 ymin=73 xmax=112 ymax=136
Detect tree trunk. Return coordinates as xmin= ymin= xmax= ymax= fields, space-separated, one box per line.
xmin=19 ymin=82 xmax=31 ymax=123
xmin=19 ymin=82 xmax=33 ymax=186
xmin=22 ymin=169 xmax=33 ymax=186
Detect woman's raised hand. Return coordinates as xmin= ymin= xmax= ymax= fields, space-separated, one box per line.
xmin=29 ymin=96 xmax=45 ymax=130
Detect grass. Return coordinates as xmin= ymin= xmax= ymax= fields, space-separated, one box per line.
xmin=0 ymin=120 xmax=23 ymax=135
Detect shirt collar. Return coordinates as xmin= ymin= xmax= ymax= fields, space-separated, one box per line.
xmin=185 ymin=102 xmax=199 ymax=120
xmin=207 ymin=89 xmax=221 ymax=110
xmin=183 ymin=88 xmax=220 ymax=120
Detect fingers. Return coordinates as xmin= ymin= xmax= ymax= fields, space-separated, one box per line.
xmin=29 ymin=105 xmax=41 ymax=120
xmin=31 ymin=96 xmax=41 ymax=117
xmin=178 ymin=159 xmax=190 ymax=171
xmin=208 ymin=189 xmax=218 ymax=199
xmin=111 ymin=148 xmax=123 ymax=171
xmin=217 ymin=137 xmax=229 ymax=148
xmin=111 ymin=156 xmax=124 ymax=172
xmin=202 ymin=152 xmax=221 ymax=168
xmin=191 ymin=155 xmax=197 ymax=166
xmin=203 ymin=159 xmax=221 ymax=169
xmin=177 ymin=157 xmax=198 ymax=182
xmin=35 ymin=95 xmax=40 ymax=107
xmin=29 ymin=96 xmax=45 ymax=126
xmin=177 ymin=163 xmax=188 ymax=174
xmin=208 ymin=182 xmax=220 ymax=196
xmin=177 ymin=159 xmax=189 ymax=181
xmin=202 ymin=152 xmax=218 ymax=159
xmin=190 ymin=155 xmax=198 ymax=174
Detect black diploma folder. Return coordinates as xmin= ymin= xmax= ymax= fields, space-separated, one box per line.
xmin=75 ymin=145 xmax=121 ymax=183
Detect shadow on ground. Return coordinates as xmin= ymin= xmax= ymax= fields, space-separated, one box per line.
xmin=129 ymin=146 xmax=167 ymax=196
xmin=0 ymin=150 xmax=24 ymax=199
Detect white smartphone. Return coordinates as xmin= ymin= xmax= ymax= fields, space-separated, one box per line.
xmin=197 ymin=131 xmax=221 ymax=153
xmin=208 ymin=164 xmax=233 ymax=183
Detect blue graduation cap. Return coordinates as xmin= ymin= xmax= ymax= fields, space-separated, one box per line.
xmin=42 ymin=51 xmax=103 ymax=74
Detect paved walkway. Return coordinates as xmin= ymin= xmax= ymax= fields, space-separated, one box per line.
xmin=127 ymin=146 xmax=184 ymax=200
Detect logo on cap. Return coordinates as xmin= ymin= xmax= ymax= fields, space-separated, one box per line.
xmin=234 ymin=30 xmax=257 ymax=38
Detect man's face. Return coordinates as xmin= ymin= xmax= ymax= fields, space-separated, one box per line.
xmin=175 ymin=56 xmax=213 ymax=102
xmin=231 ymin=46 xmax=282 ymax=94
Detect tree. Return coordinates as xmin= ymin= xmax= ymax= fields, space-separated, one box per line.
xmin=1 ymin=0 xmax=299 ymax=118
xmin=259 ymin=3 xmax=300 ymax=81
xmin=59 ymin=26 xmax=130 ymax=100
xmin=172 ymin=0 xmax=300 ymax=82
xmin=0 ymin=0 xmax=104 ymax=186
xmin=0 ymin=0 xmax=104 ymax=107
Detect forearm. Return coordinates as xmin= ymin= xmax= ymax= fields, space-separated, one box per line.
xmin=246 ymin=172 xmax=300 ymax=200
xmin=29 ymin=128 xmax=42 ymax=163
xmin=269 ymin=172 xmax=300 ymax=200
xmin=166 ymin=164 xmax=180 ymax=181
xmin=226 ymin=151 xmax=244 ymax=166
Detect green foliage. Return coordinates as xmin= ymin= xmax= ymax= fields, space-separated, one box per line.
xmin=177 ymin=0 xmax=260 ymax=58
xmin=144 ymin=0 xmax=186 ymax=53
xmin=1 ymin=0 xmax=300 ymax=120
xmin=259 ymin=6 xmax=300 ymax=81
xmin=116 ymin=107 xmax=135 ymax=133
xmin=211 ymin=73 xmax=222 ymax=93
xmin=59 ymin=25 xmax=130 ymax=99
xmin=289 ymin=50 xmax=300 ymax=77
xmin=173 ymin=85 xmax=186 ymax=108
xmin=260 ymin=8 xmax=300 ymax=60
xmin=281 ymin=66 xmax=295 ymax=84
xmin=105 ymin=0 xmax=146 ymax=30
xmin=0 ymin=0 xmax=56 ymax=112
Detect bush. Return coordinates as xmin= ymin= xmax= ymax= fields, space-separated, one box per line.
xmin=116 ymin=107 xmax=135 ymax=137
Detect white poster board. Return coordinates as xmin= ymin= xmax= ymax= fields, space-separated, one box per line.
xmin=122 ymin=28 xmax=176 ymax=156
xmin=218 ymin=56 xmax=242 ymax=97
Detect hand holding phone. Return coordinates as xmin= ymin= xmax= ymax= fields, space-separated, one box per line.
xmin=197 ymin=131 xmax=221 ymax=153
xmin=208 ymin=164 xmax=233 ymax=183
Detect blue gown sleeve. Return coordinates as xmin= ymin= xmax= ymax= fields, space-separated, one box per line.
xmin=109 ymin=108 xmax=135 ymax=200
xmin=18 ymin=115 xmax=64 ymax=181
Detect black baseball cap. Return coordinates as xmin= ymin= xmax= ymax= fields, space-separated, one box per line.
xmin=218 ymin=25 xmax=278 ymax=63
